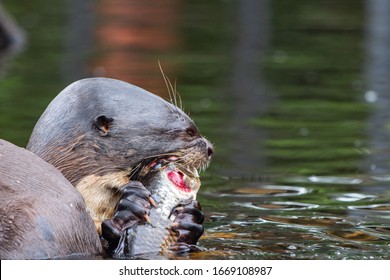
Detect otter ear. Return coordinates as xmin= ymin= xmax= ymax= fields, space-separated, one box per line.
xmin=93 ymin=115 xmax=114 ymax=136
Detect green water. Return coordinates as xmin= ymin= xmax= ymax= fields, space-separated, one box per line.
xmin=0 ymin=0 xmax=389 ymax=259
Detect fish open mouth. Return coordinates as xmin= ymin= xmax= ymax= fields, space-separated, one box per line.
xmin=138 ymin=156 xmax=201 ymax=194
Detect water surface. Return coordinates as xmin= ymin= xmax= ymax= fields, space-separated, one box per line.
xmin=0 ymin=0 xmax=389 ymax=259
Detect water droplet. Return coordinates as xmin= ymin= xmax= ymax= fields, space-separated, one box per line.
xmin=354 ymin=140 xmax=362 ymax=147
xmin=299 ymin=127 xmax=309 ymax=136
xmin=200 ymin=98 xmax=211 ymax=109
xmin=364 ymin=90 xmax=378 ymax=103
xmin=273 ymin=50 xmax=288 ymax=63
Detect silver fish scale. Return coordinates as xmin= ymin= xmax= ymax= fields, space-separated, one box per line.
xmin=113 ymin=167 xmax=193 ymax=258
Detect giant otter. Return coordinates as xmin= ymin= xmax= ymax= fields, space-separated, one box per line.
xmin=27 ymin=77 xmax=213 ymax=253
xmin=0 ymin=139 xmax=102 ymax=259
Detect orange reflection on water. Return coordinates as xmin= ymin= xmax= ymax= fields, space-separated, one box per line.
xmin=91 ymin=0 xmax=181 ymax=98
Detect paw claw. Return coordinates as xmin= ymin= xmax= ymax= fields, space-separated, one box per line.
xmin=148 ymin=196 xmax=158 ymax=208
xmin=143 ymin=214 xmax=152 ymax=224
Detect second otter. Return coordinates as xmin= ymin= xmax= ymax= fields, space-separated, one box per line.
xmin=0 ymin=139 xmax=102 ymax=259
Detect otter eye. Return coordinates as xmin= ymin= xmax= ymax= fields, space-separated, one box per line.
xmin=93 ymin=115 xmax=114 ymax=136
xmin=186 ymin=127 xmax=197 ymax=137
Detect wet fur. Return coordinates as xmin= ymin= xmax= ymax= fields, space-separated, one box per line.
xmin=0 ymin=140 xmax=102 ymax=259
xmin=27 ymin=78 xmax=212 ymax=233
xmin=76 ymin=172 xmax=129 ymax=234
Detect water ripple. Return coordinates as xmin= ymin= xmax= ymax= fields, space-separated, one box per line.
xmin=308 ymin=176 xmax=363 ymax=185
xmin=326 ymin=230 xmax=382 ymax=241
xmin=331 ymin=192 xmax=377 ymax=202
xmin=348 ymin=204 xmax=390 ymax=212
xmin=205 ymin=184 xmax=310 ymax=198
xmin=237 ymin=201 xmax=319 ymax=211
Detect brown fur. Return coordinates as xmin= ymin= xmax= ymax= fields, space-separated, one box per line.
xmin=75 ymin=172 xmax=130 ymax=234
xmin=0 ymin=139 xmax=103 ymax=259
xmin=26 ymin=78 xmax=213 ymax=236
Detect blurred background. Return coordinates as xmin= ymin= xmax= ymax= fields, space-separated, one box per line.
xmin=1 ymin=0 xmax=389 ymax=259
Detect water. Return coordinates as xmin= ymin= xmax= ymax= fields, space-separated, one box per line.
xmin=193 ymin=175 xmax=390 ymax=259
xmin=0 ymin=0 xmax=389 ymax=259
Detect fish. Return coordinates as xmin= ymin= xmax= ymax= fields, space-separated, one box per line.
xmin=111 ymin=158 xmax=201 ymax=259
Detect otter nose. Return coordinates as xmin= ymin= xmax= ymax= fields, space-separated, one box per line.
xmin=207 ymin=143 xmax=214 ymax=158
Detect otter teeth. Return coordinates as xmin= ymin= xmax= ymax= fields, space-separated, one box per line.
xmin=183 ymin=166 xmax=199 ymax=178
xmin=149 ymin=156 xmax=200 ymax=179
xmin=168 ymin=156 xmax=179 ymax=161
xmin=192 ymin=167 xmax=199 ymax=178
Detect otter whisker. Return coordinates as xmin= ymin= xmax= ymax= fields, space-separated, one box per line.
xmin=157 ymin=61 xmax=182 ymax=116
xmin=175 ymin=157 xmax=200 ymax=170
xmin=173 ymin=78 xmax=184 ymax=111
xmin=128 ymin=162 xmax=143 ymax=179
xmin=157 ymin=60 xmax=184 ymax=111
xmin=158 ymin=61 xmax=175 ymax=105
xmin=173 ymin=78 xmax=179 ymax=110
xmin=168 ymin=75 xmax=177 ymax=107
xmin=144 ymin=152 xmax=178 ymax=160
xmin=168 ymin=76 xmax=185 ymax=112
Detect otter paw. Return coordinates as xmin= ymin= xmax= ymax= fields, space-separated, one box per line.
xmin=169 ymin=200 xmax=205 ymax=247
xmin=101 ymin=181 xmax=155 ymax=251
xmin=168 ymin=243 xmax=202 ymax=253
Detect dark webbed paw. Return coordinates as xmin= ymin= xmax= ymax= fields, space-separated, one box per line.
xmin=101 ymin=181 xmax=154 ymax=251
xmin=169 ymin=200 xmax=205 ymax=250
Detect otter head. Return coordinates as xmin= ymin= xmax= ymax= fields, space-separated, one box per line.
xmin=27 ymin=77 xmax=213 ymax=230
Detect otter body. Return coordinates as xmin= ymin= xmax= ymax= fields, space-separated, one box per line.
xmin=0 ymin=78 xmax=212 ymax=259
xmin=0 ymin=140 xmax=102 ymax=259
xmin=27 ymin=77 xmax=213 ymax=235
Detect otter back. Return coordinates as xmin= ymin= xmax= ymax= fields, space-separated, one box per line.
xmin=0 ymin=139 xmax=102 ymax=259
